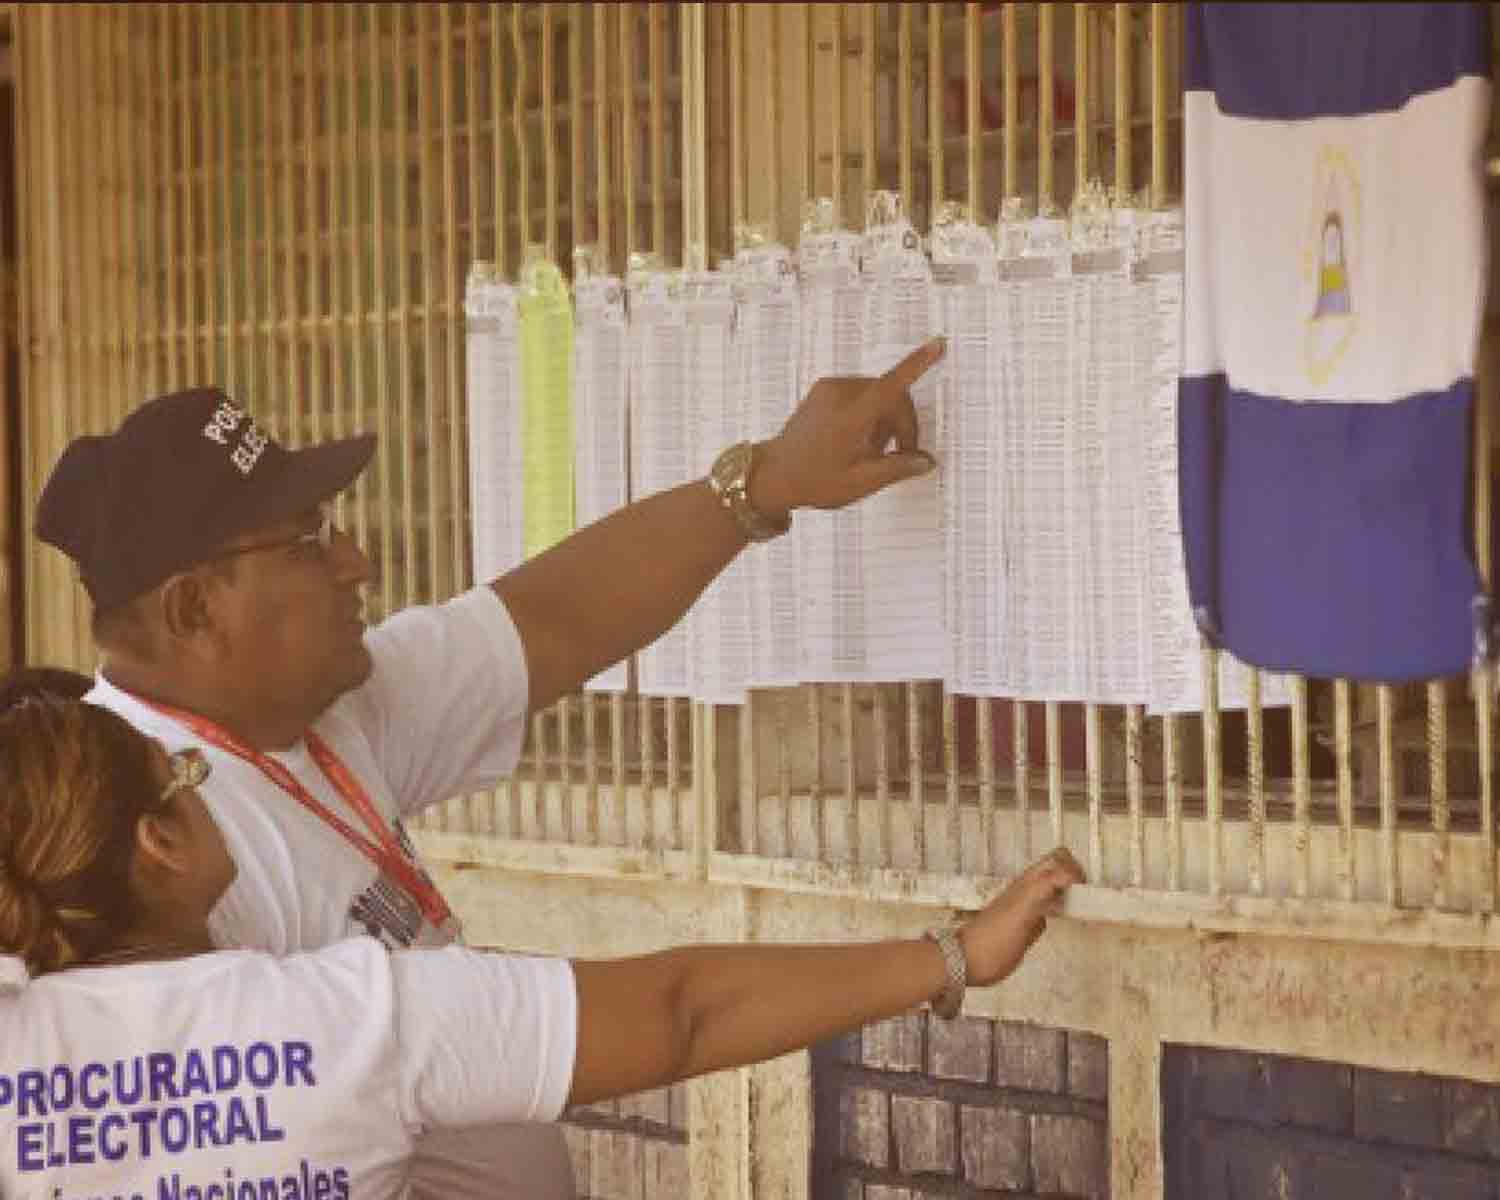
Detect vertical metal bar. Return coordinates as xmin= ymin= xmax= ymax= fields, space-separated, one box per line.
xmin=1038 ymin=4 xmax=1055 ymax=210
xmin=681 ymin=3 xmax=708 ymax=267
xmin=1014 ymin=699 xmax=1031 ymax=867
xmin=542 ymin=4 xmax=557 ymax=259
xmin=260 ymin=6 xmax=278 ymax=431
xmin=300 ymin=5 xmax=318 ymax=450
xmin=805 ymin=4 xmax=816 ymax=205
xmin=277 ymin=5 xmax=297 ymax=449
xmin=620 ymin=4 xmax=636 ymax=257
xmin=1074 ymin=2 xmax=1090 ymax=192
xmin=513 ymin=5 xmax=531 ymax=251
xmin=909 ymin=682 xmax=926 ymax=870
xmin=1045 ymin=701 xmax=1063 ymax=847
xmin=570 ymin=4 xmax=585 ymax=247
xmin=927 ymin=3 xmax=944 ymax=216
xmin=862 ymin=5 xmax=876 ymax=200
xmin=1127 ymin=704 xmax=1144 ymax=888
xmin=666 ymin=697 xmax=681 ymax=849
xmin=764 ymin=7 xmax=780 ymax=232
xmin=876 ymin=684 xmax=893 ymax=866
xmin=468 ymin=6 xmax=484 ymax=273
xmin=559 ymin=694 xmax=574 ymax=843
xmin=1149 ymin=2 xmax=1167 ymax=209
xmin=1086 ymin=704 xmax=1104 ymax=883
xmin=611 ymin=692 xmax=627 ymax=846
xmin=977 ymin=696 xmax=995 ymax=875
xmin=809 ymin=687 xmax=825 ymax=859
xmin=220 ymin=6 xmax=237 ymax=405
xmin=965 ymin=2 xmax=980 ymax=218
xmin=395 ymin=6 xmax=418 ymax=609
xmin=1428 ymin=681 xmax=1450 ymax=909
xmin=831 ymin=5 xmax=845 ymax=221
xmin=494 ymin=2 xmax=510 ymax=273
xmin=1114 ymin=2 xmax=1132 ymax=195
xmin=843 ymin=684 xmax=859 ymax=866
xmin=161 ymin=8 xmax=180 ymax=392
xmin=1291 ymin=677 xmax=1312 ymax=898
xmin=1378 ymin=683 xmax=1399 ymax=906
xmin=898 ymin=4 xmax=913 ymax=212
xmin=643 ymin=696 xmax=659 ymax=849
xmin=121 ymin=10 xmax=143 ymax=422
xmin=776 ymin=691 xmax=792 ymax=855
xmin=943 ymin=690 xmax=961 ymax=873
xmin=1164 ymin=712 xmax=1182 ymax=891
xmin=179 ymin=9 xmax=199 ymax=388
xmin=350 ymin=4 xmax=373 ymax=558
xmin=595 ymin=3 xmax=613 ymax=264
xmin=325 ymin=7 xmax=347 ymax=525
xmin=1246 ymin=672 xmax=1266 ymax=896
xmin=99 ymin=9 xmax=122 ymax=429
xmin=648 ymin=3 xmax=664 ymax=256
xmin=440 ymin=5 xmax=462 ymax=601
xmin=419 ymin=4 xmax=443 ymax=608
xmin=728 ymin=4 xmax=744 ymax=235
xmin=1002 ymin=3 xmax=1018 ymax=202
xmin=1334 ymin=678 xmax=1355 ymax=902
xmin=532 ymin=711 xmax=549 ymax=839
xmin=741 ymin=692 xmax=760 ymax=856
xmin=585 ymin=687 xmax=602 ymax=845
xmin=1203 ymin=647 xmax=1223 ymax=897
xmin=369 ymin=4 xmax=395 ymax=622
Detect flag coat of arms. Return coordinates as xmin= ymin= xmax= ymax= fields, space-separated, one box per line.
xmin=1179 ymin=2 xmax=1491 ymax=682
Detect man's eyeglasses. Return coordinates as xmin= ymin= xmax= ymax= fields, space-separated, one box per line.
xmin=159 ymin=748 xmax=212 ymax=806
xmin=206 ymin=507 xmax=335 ymax=563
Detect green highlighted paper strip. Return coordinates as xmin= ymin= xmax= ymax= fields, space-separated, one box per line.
xmin=518 ymin=248 xmax=576 ymax=558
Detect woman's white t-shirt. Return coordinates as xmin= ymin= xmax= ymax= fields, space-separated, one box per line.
xmin=0 ymin=940 xmax=577 ymax=1199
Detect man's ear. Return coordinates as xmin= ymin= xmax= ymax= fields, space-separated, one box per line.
xmin=158 ymin=572 xmax=216 ymax=643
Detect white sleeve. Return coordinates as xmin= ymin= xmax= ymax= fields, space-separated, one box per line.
xmin=391 ymin=947 xmax=578 ymax=1132
xmin=345 ymin=587 xmax=532 ymax=814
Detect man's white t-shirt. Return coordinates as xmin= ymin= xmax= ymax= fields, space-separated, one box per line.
xmin=0 ymin=940 xmax=578 ymax=1200
xmin=87 ymin=587 xmax=575 ymax=1198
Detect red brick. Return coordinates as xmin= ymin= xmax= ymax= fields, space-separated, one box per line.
xmin=891 ymin=1095 xmax=957 ymax=1175
xmin=929 ymin=1014 xmax=993 ymax=1083
xmin=842 ymin=1086 xmax=890 ymax=1168
xmin=996 ymin=1022 xmax=1067 ymax=1094
xmin=960 ymin=1105 xmax=1030 ymax=1191
xmin=1068 ymin=1032 xmax=1109 ymax=1102
xmin=1032 ymin=1113 xmax=1108 ymax=1200
xmin=863 ymin=1013 xmax=925 ymax=1073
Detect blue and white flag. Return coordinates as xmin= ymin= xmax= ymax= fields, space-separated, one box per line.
xmin=1179 ymin=3 xmax=1491 ymax=682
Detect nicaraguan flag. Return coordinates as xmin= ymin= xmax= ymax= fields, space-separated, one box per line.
xmin=1179 ymin=3 xmax=1491 ymax=682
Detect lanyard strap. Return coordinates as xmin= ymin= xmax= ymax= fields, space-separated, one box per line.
xmin=132 ymin=695 xmax=453 ymax=928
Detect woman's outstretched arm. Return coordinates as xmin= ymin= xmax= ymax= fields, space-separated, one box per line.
xmin=567 ymin=847 xmax=1083 ymax=1105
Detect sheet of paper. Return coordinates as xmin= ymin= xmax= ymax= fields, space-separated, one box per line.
xmin=681 ymin=273 xmax=752 ymax=705
xmin=464 ymin=270 xmax=524 ymax=586
xmin=518 ymin=256 xmax=575 ymax=559
xmin=574 ymin=273 xmax=630 ymax=692
xmin=734 ymin=246 xmax=805 ymax=690
xmin=629 ymin=273 xmax=694 ymax=698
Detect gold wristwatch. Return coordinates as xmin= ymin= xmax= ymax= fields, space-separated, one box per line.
xmin=924 ymin=926 xmax=968 ymax=1020
xmin=708 ymin=441 xmax=791 ymax=543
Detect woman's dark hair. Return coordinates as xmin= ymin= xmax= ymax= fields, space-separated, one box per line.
xmin=0 ymin=698 xmax=160 ymax=974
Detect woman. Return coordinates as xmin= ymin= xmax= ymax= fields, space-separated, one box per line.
xmin=0 ymin=698 xmax=1082 ymax=1198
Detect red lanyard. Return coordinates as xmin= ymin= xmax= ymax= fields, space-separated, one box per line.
xmin=132 ymin=695 xmax=454 ymax=929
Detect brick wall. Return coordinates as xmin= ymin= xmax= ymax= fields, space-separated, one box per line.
xmin=814 ymin=1012 xmax=1110 ymax=1198
xmin=1163 ymin=1045 xmax=1500 ymax=1199
xmin=562 ymin=1084 xmax=690 ymax=1199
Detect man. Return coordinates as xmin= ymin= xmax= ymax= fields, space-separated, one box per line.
xmin=34 ymin=337 xmax=945 ymax=1197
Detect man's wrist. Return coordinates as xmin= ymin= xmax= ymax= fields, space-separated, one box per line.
xmin=744 ymin=438 xmax=795 ymax=520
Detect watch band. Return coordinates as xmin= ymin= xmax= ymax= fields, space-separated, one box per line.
xmin=708 ymin=441 xmax=791 ymax=542
xmin=924 ymin=926 xmax=968 ymax=1020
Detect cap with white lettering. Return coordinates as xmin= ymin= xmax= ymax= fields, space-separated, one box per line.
xmin=36 ymin=387 xmax=375 ymax=610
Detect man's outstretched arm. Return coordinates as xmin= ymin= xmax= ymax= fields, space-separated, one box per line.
xmin=493 ymin=337 xmax=946 ymax=714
